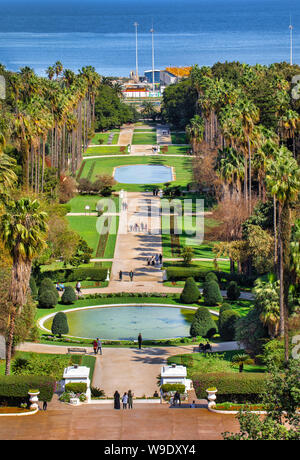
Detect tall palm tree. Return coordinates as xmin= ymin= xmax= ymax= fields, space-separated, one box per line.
xmin=0 ymin=198 xmax=48 ymax=374
xmin=185 ymin=115 xmax=204 ymax=154
xmin=266 ymin=147 xmax=300 ymax=362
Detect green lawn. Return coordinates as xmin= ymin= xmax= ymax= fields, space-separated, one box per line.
xmin=79 ymin=156 xmax=193 ymax=191
xmin=167 ymin=351 xmax=266 ymax=378
xmin=162 ymin=145 xmax=191 ymax=155
xmin=68 ymin=194 xmax=120 ymax=213
xmin=132 ymin=132 xmax=157 ymax=145
xmin=67 ymin=216 xmax=99 ymax=256
xmin=84 ymin=146 xmax=125 ymax=156
xmin=90 ymin=131 xmax=119 ymax=145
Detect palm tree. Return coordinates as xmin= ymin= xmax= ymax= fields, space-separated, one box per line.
xmin=185 ymin=115 xmax=204 ymax=154
xmin=266 ymin=147 xmax=300 ymax=362
xmin=253 ymin=276 xmax=280 ymax=339
xmin=231 ymin=353 xmax=254 ymax=373
xmin=0 ymin=198 xmax=48 ymax=374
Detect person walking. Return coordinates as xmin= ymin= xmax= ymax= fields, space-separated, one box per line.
xmin=128 ymin=390 xmax=133 ymax=409
xmin=122 ymin=392 xmax=128 ymax=409
xmin=129 ymin=270 xmax=134 ymax=282
xmin=159 ymin=253 xmax=162 ymax=265
xmin=97 ymin=338 xmax=102 ymax=355
xmin=75 ymin=281 xmax=81 ymax=296
xmin=119 ymin=270 xmax=123 ymax=281
xmin=43 ymin=401 xmax=48 ymax=411
xmin=114 ymin=391 xmax=120 ymax=410
xmin=138 ymin=333 xmax=142 ymax=350
xmin=93 ymin=339 xmax=98 ymax=355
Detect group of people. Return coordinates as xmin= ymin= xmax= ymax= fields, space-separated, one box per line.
xmin=114 ymin=390 xmax=134 ymax=410
xmin=122 ymin=201 xmax=128 ymax=211
xmin=152 ymin=188 xmax=161 ymax=196
xmin=55 ymin=283 xmax=65 ymax=292
xmin=147 ymin=253 xmax=162 ymax=266
xmin=128 ymin=222 xmax=148 ymax=233
xmin=55 ymin=281 xmax=82 ymax=296
xmin=92 ymin=338 xmax=102 ymax=355
xmin=119 ymin=270 xmax=134 ymax=282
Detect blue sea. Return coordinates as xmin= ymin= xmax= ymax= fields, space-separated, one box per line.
xmin=0 ymin=0 xmax=299 ymax=76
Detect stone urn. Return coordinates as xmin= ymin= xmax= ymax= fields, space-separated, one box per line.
xmin=28 ymin=390 xmax=40 ymax=411
xmin=206 ymin=388 xmax=217 ymax=408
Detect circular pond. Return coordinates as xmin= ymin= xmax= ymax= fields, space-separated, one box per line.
xmin=114 ymin=164 xmax=173 ymax=184
xmin=43 ymin=305 xmax=197 ymax=340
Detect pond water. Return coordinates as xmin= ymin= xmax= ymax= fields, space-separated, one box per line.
xmin=114 ymin=164 xmax=173 ymax=184
xmin=44 ymin=306 xmax=195 ymax=340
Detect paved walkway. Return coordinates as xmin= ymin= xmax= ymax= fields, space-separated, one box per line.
xmin=157 ymin=125 xmax=172 ymax=144
xmin=109 ymin=191 xmax=164 ymax=291
xmin=118 ymin=125 xmax=134 ymax=145
xmin=0 ymin=398 xmax=239 ymax=440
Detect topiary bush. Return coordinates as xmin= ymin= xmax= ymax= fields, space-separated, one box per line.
xmin=38 ymin=289 xmax=58 ymax=309
xmin=227 ymin=281 xmax=241 ymax=301
xmin=193 ymin=372 xmax=270 ymax=403
xmin=61 ymin=286 xmax=77 ymax=305
xmin=203 ymin=280 xmax=223 ymax=306
xmin=180 ymin=277 xmax=200 ymax=304
xmin=218 ymin=303 xmax=232 ymax=330
xmin=190 ymin=307 xmax=217 ymax=338
xmin=51 ymin=312 xmax=69 ymax=337
xmin=65 ymin=382 xmax=87 ymax=393
xmin=205 ymin=272 xmax=219 ymax=283
xmin=0 ymin=375 xmax=56 ymax=404
xmin=219 ymin=309 xmax=241 ymax=341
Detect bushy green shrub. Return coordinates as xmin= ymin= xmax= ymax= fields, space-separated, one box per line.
xmin=193 ymin=373 xmax=270 ymax=403
xmin=190 ymin=307 xmax=217 ymax=338
xmin=61 ymin=286 xmax=77 ymax=305
xmin=203 ymin=280 xmax=223 ymax=306
xmin=65 ymin=382 xmax=87 ymax=393
xmin=29 ymin=277 xmax=38 ymax=299
xmin=205 ymin=272 xmax=219 ymax=283
xmin=227 ymin=281 xmax=241 ymax=301
xmin=218 ymin=304 xmax=232 ymax=330
xmin=161 ymin=384 xmax=186 ymax=394
xmin=51 ymin=312 xmax=69 ymax=337
xmin=219 ymin=310 xmax=241 ymax=341
xmin=180 ymin=277 xmax=200 ymax=304
xmin=38 ymin=289 xmax=58 ymax=309
xmin=0 ymin=375 xmax=56 ymax=403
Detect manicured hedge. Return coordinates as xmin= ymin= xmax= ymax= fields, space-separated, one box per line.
xmin=166 ymin=268 xmax=256 ymax=288
xmin=161 ymin=384 xmax=186 ymax=394
xmin=0 ymin=375 xmax=56 ymax=402
xmin=40 ymin=267 xmax=107 ymax=283
xmin=65 ymin=382 xmax=87 ymax=393
xmin=193 ymin=373 xmax=270 ymax=403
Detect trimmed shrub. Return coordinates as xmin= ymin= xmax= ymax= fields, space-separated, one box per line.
xmin=193 ymin=373 xmax=270 ymax=403
xmin=38 ymin=289 xmax=58 ymax=309
xmin=65 ymin=382 xmax=87 ymax=393
xmin=203 ymin=280 xmax=223 ymax=306
xmin=219 ymin=309 xmax=241 ymax=341
xmin=29 ymin=277 xmax=38 ymax=299
xmin=161 ymin=384 xmax=186 ymax=394
xmin=0 ymin=375 xmax=56 ymax=403
xmin=205 ymin=272 xmax=219 ymax=283
xmin=61 ymin=286 xmax=77 ymax=305
xmin=190 ymin=307 xmax=217 ymax=338
xmin=180 ymin=277 xmax=200 ymax=304
xmin=227 ymin=281 xmax=241 ymax=301
xmin=51 ymin=312 xmax=69 ymax=337
xmin=167 ymin=267 xmax=209 ymax=282
xmin=218 ymin=303 xmax=232 ymax=330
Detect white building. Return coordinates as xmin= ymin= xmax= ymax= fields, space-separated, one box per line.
xmin=160 ymin=364 xmax=192 ymax=391
xmin=63 ymin=365 xmax=91 ymax=402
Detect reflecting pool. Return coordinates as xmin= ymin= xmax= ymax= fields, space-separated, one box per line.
xmin=114 ymin=164 xmax=173 ymax=184
xmin=44 ymin=306 xmax=195 ymax=340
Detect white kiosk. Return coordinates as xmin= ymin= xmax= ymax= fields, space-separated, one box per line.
xmin=63 ymin=365 xmax=91 ymax=403
xmin=160 ymin=364 xmax=192 ymax=391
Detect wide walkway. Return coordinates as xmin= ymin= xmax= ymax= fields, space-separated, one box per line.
xmin=0 ymin=398 xmax=239 ymax=440
xmin=109 ymin=191 xmax=164 ymax=291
